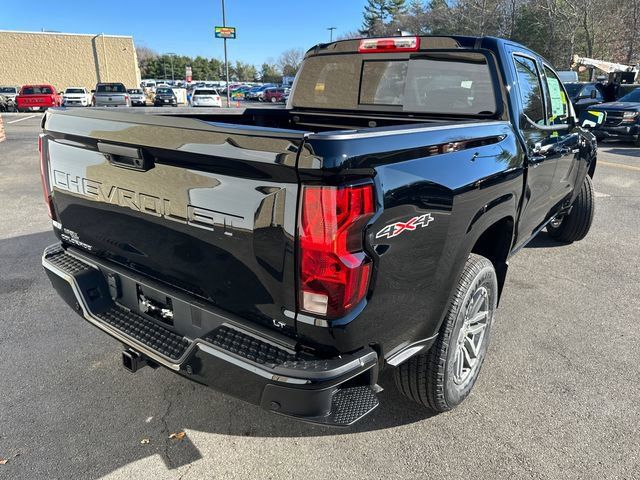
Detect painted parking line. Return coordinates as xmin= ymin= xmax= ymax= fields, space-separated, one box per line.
xmin=599 ymin=160 xmax=640 ymax=172
xmin=7 ymin=114 xmax=37 ymax=124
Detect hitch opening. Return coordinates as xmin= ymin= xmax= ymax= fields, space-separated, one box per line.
xmin=122 ymin=348 xmax=149 ymax=373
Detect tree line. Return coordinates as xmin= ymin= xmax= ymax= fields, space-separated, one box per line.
xmin=137 ymin=1 xmax=639 ymax=83
xmin=356 ymin=0 xmax=640 ymax=70
xmin=136 ymin=46 xmax=305 ymax=83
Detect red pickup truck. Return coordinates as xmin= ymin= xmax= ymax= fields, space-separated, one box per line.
xmin=16 ymin=84 xmax=62 ymax=112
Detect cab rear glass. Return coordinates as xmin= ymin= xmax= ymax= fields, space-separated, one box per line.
xmin=292 ymin=51 xmax=497 ymax=116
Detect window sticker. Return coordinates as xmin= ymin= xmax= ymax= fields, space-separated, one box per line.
xmin=547 ymin=77 xmax=566 ymax=117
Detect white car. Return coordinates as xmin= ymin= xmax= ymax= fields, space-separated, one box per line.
xmin=190 ymin=88 xmax=222 ymax=107
xmin=62 ymin=87 xmax=91 ymax=107
xmin=127 ymin=89 xmax=146 ymax=106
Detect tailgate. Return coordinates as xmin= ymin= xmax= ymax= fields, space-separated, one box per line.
xmin=19 ymin=95 xmax=51 ymax=106
xmin=43 ymin=109 xmax=313 ymax=333
xmin=94 ymin=94 xmax=126 ymax=106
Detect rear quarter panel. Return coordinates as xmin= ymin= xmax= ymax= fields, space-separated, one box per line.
xmin=302 ymin=122 xmax=523 ymax=354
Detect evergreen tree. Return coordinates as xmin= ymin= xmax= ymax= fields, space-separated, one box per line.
xmin=360 ymin=0 xmax=390 ymax=35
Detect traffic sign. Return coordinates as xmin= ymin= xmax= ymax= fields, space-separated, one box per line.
xmin=215 ymin=26 xmax=236 ymax=39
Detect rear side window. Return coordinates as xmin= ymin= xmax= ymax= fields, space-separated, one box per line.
xmin=513 ymin=55 xmax=544 ymax=124
xmin=293 ymin=52 xmax=497 ymax=115
xmin=194 ymin=89 xmax=218 ymax=95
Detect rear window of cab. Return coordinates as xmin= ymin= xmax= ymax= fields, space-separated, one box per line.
xmin=293 ymin=51 xmax=497 ymax=116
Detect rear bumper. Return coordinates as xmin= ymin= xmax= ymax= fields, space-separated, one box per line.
xmin=42 ymin=243 xmax=380 ymax=426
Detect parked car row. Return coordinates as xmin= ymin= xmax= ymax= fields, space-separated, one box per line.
xmin=564 ymin=81 xmax=640 ymax=146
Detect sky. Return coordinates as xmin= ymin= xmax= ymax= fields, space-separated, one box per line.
xmin=1 ymin=0 xmax=367 ymax=65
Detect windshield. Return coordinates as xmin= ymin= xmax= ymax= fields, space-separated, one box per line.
xmin=156 ymin=88 xmax=173 ymax=95
xmin=194 ymin=89 xmax=218 ymax=96
xmin=22 ymin=86 xmax=53 ymax=95
xmin=293 ymin=52 xmax=497 ymax=115
xmin=0 ymin=87 xmax=17 ymax=94
xmin=618 ymin=88 xmax=640 ymax=103
xmin=96 ymin=84 xmax=126 ymax=93
xmin=564 ymin=83 xmax=583 ymax=98
xmin=65 ymin=88 xmax=85 ymax=94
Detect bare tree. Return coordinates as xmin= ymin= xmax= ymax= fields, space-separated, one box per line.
xmin=277 ymin=48 xmax=305 ymax=77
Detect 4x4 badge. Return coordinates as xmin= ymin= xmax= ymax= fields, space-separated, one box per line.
xmin=376 ymin=213 xmax=434 ymax=239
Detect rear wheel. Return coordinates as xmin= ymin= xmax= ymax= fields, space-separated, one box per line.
xmin=547 ymin=175 xmax=595 ymax=243
xmin=394 ymin=254 xmax=498 ymax=412
xmin=634 ymin=136 xmax=640 ymax=147
xmin=271 ymin=96 xmax=277 ymax=103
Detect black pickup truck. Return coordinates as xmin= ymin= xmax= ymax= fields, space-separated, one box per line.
xmin=40 ymin=35 xmax=597 ymax=426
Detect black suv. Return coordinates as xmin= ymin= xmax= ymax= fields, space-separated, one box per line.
xmin=153 ymin=87 xmax=177 ymax=107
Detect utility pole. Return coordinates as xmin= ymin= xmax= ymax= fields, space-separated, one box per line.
xmin=222 ymin=0 xmax=230 ymax=107
xmin=327 ymin=27 xmax=336 ymax=42
xmin=168 ymin=53 xmax=176 ymax=82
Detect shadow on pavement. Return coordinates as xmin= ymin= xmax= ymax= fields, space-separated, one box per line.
xmin=599 ymin=140 xmax=640 ymax=156
xmin=523 ymin=230 xmax=567 ymax=248
xmin=0 ymin=230 xmax=436 ymax=479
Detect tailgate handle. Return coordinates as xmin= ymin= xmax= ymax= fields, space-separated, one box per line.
xmin=98 ymin=142 xmax=153 ymax=171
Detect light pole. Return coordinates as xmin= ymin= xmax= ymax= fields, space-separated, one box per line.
xmin=167 ymin=52 xmax=176 ymax=82
xmin=221 ymin=0 xmax=230 ymax=107
xmin=327 ymin=27 xmax=336 ymax=42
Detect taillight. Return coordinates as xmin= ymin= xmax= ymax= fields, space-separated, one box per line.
xmin=298 ymin=184 xmax=376 ymax=318
xmin=358 ymin=36 xmax=420 ymax=53
xmin=38 ymin=134 xmax=54 ymax=219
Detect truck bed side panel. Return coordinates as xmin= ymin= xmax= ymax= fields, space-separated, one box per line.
xmin=301 ymin=122 xmax=523 ymax=353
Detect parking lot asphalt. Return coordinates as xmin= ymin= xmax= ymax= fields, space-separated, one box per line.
xmin=0 ymin=112 xmax=638 ymax=480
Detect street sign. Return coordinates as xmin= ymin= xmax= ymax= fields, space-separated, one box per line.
xmin=215 ymin=26 xmax=236 ymax=39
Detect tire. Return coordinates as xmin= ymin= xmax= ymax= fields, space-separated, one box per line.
xmin=393 ymin=254 xmax=498 ymax=412
xmin=547 ymin=175 xmax=595 ymax=243
xmin=634 ymin=136 xmax=640 ymax=147
xmin=270 ymin=96 xmax=277 ymax=103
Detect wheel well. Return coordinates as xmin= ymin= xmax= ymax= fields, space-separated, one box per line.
xmin=471 ymin=216 xmax=514 ymax=301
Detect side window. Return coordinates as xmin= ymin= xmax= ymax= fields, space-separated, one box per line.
xmin=583 ymin=84 xmax=603 ymax=101
xmin=543 ymin=66 xmax=570 ymax=125
xmin=582 ymin=84 xmax=596 ymax=98
xmin=513 ymin=55 xmax=545 ymax=125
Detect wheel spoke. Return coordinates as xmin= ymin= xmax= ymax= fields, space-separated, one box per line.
xmin=468 ymin=289 xmax=487 ymax=318
xmin=464 ymin=336 xmax=479 ymax=359
xmin=468 ymin=311 xmax=488 ymax=327
xmin=455 ymin=347 xmax=465 ymax=379
xmin=466 ymin=321 xmax=487 ymax=336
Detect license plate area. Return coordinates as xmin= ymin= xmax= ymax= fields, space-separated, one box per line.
xmin=137 ymin=284 xmax=174 ymax=326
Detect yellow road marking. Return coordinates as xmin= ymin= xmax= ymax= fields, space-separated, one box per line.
xmin=599 ymin=160 xmax=640 ymax=172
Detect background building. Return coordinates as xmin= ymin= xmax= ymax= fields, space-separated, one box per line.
xmin=0 ymin=30 xmax=141 ymax=90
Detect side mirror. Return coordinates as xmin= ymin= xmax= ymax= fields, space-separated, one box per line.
xmin=590 ymin=90 xmax=598 ymax=99
xmin=579 ymin=110 xmax=606 ymax=128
